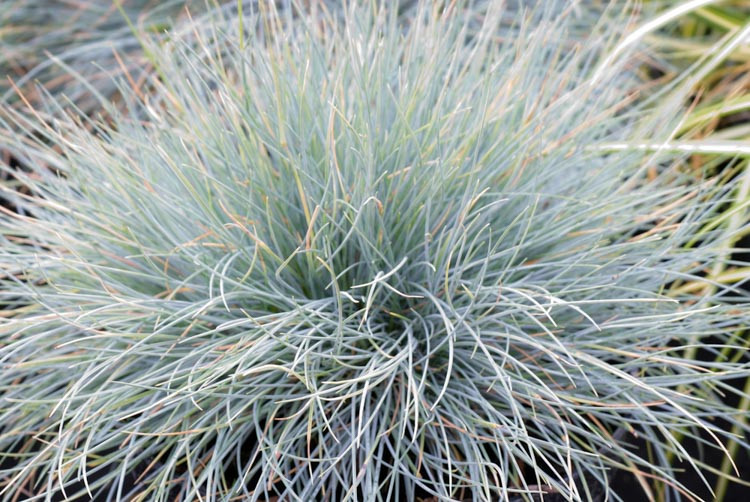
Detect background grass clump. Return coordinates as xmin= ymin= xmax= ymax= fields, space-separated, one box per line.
xmin=0 ymin=0 xmax=201 ymax=111
xmin=0 ymin=1 xmax=749 ymax=501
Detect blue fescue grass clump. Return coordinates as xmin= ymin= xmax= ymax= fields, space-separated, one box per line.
xmin=0 ymin=1 xmax=748 ymax=500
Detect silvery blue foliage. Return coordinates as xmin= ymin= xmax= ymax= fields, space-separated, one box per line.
xmin=0 ymin=1 xmax=747 ymax=501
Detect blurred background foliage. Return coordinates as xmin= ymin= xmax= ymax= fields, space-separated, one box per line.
xmin=638 ymin=1 xmax=750 ymax=500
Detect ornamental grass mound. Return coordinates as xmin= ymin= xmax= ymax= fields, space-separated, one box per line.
xmin=0 ymin=1 xmax=748 ymax=501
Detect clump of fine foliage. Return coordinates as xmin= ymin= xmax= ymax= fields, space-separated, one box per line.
xmin=1 ymin=1 xmax=749 ymax=501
